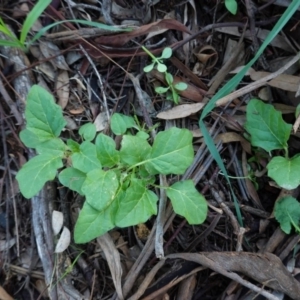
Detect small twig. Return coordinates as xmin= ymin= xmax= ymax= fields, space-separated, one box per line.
xmin=208 ymin=180 xmax=241 ymax=238
xmin=155 ymin=175 xmax=167 ymax=259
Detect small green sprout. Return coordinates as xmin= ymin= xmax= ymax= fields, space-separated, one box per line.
xmin=143 ymin=46 xmax=188 ymax=104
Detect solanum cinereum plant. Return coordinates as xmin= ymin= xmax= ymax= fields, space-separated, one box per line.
xmin=16 ymin=85 xmax=208 ymax=243
xmin=245 ymin=99 xmax=300 ymax=234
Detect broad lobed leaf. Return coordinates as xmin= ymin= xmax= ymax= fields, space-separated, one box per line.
xmin=95 ymin=133 xmax=120 ymax=167
xmin=267 ymin=155 xmax=300 ymax=190
xmin=275 ymin=196 xmax=300 ymax=234
xmin=110 ymin=113 xmax=137 ymax=135
xmin=166 ymin=180 xmax=207 ymax=224
xmin=115 ymin=178 xmax=158 ymax=227
xmin=245 ymin=99 xmax=291 ymax=152
xmin=120 ymin=135 xmax=151 ymax=166
xmin=24 ymin=85 xmax=66 ymax=146
xmin=58 ymin=167 xmax=86 ymax=195
xmin=145 ymin=127 xmax=194 ymax=175
xmin=16 ymin=154 xmax=63 ymax=199
xmin=82 ymin=169 xmax=119 ymax=211
xmin=71 ymin=141 xmax=101 ymax=173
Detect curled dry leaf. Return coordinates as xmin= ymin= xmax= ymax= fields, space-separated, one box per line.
xmin=56 ymin=71 xmax=70 ymax=109
xmin=55 ymin=226 xmax=71 ymax=253
xmin=95 ymin=19 xmax=191 ymax=47
xmin=157 ymin=103 xmax=205 ymax=119
xmin=192 ymin=45 xmax=218 ymax=76
xmin=94 ymin=111 xmax=109 ymax=131
xmin=52 ymin=210 xmax=63 ymax=235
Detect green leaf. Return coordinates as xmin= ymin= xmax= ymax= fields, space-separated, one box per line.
xmin=165 ymin=73 xmax=173 ymax=85
xmin=0 ymin=17 xmax=15 ymax=37
xmin=58 ymin=167 xmax=86 ymax=195
xmin=36 ymin=138 xmax=67 ymax=157
xmin=166 ymin=180 xmax=207 ymax=224
xmin=120 ymin=135 xmax=151 ymax=166
xmin=16 ymin=154 xmax=63 ymax=199
xmin=95 ymin=133 xmax=119 ymax=167
xmin=160 ymin=47 xmax=172 ymax=59
xmin=24 ymin=85 xmax=66 ymax=144
xmin=143 ymin=63 xmax=154 ymax=73
xmin=267 ymin=155 xmax=300 ymax=190
xmin=155 ymin=86 xmax=169 ymax=94
xmin=0 ymin=39 xmax=22 ymax=48
xmin=172 ymin=89 xmax=179 ymax=104
xmin=74 ymin=201 xmax=115 ymax=243
xmin=67 ymin=139 xmax=80 ymax=153
xmin=115 ymin=178 xmax=158 ymax=227
xmin=136 ymin=131 xmax=150 ymax=140
xmin=71 ymin=141 xmax=101 ymax=173
xmin=225 ymin=0 xmax=237 ymax=15
xmin=82 ymin=169 xmax=119 ymax=211
xmin=110 ymin=113 xmax=137 ymax=135
xmin=145 ymin=128 xmax=194 ymax=175
xmin=20 ymin=129 xmax=42 ymax=148
xmin=245 ymin=99 xmax=291 ymax=152
xmin=275 ymin=196 xmax=300 ymax=234
xmin=79 ymin=123 xmax=96 ymax=141
xmin=174 ymin=82 xmax=188 ymax=91
xmin=20 ymin=0 xmax=52 ymax=45
xmin=157 ymin=63 xmax=167 ymax=73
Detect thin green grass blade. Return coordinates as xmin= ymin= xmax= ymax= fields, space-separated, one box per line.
xmin=0 ymin=18 xmax=15 ymax=37
xmin=199 ymin=0 xmax=300 ymax=225
xmin=20 ymin=0 xmax=52 ymax=45
xmin=0 ymin=39 xmax=23 ymax=48
xmin=31 ymin=19 xmax=133 ymax=45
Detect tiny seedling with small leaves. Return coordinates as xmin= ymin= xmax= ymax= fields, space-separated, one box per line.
xmin=143 ymin=46 xmax=188 ymax=104
xmin=245 ymin=99 xmax=300 ymax=233
xmin=17 ymin=85 xmax=208 ymax=244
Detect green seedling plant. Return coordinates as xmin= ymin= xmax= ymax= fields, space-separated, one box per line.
xmin=225 ymin=0 xmax=238 ymax=15
xmin=245 ymin=99 xmax=300 ymax=233
xmin=142 ymin=46 xmax=188 ymax=104
xmin=16 ymin=85 xmax=208 ymax=244
xmin=0 ymin=0 xmax=131 ymax=52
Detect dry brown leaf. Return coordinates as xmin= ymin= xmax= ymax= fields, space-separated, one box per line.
xmin=39 ymin=40 xmax=69 ymax=70
xmin=69 ymin=107 xmax=85 ymax=114
xmin=55 ymin=226 xmax=71 ymax=253
xmin=56 ymin=71 xmax=70 ymax=109
xmin=97 ymin=234 xmax=124 ymax=300
xmin=95 ymin=19 xmax=191 ymax=47
xmin=215 ymin=27 xmax=294 ymax=52
xmin=171 ymin=252 xmax=300 ymax=300
xmin=249 ymin=70 xmax=300 ymax=92
xmin=157 ymin=103 xmax=205 ymax=119
xmin=215 ymin=132 xmax=251 ymax=154
xmin=36 ymin=62 xmax=56 ymax=81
